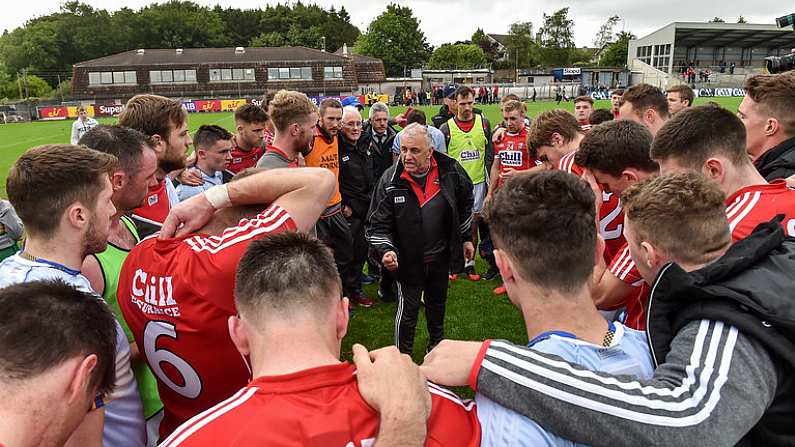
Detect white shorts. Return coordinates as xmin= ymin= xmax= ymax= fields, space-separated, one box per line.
xmin=472 ymin=182 xmax=487 ymax=215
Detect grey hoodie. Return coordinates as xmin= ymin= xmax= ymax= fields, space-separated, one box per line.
xmin=0 ymin=200 xmax=23 ymax=249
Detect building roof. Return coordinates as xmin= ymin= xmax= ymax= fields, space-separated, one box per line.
xmin=74 ymin=47 xmax=349 ymax=67
xmin=638 ymin=22 xmax=795 ymax=49
xmin=487 ymin=34 xmax=511 ymax=48
xmin=332 ymin=47 xmax=383 ymax=64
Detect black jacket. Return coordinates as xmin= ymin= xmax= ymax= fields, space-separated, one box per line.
xmin=647 ymin=217 xmax=795 ymax=445
xmin=339 ymin=134 xmax=373 ymax=218
xmin=754 ymin=136 xmax=795 ymax=181
xmin=363 ymin=122 xmax=397 ymax=183
xmin=366 ymin=151 xmax=474 ymax=285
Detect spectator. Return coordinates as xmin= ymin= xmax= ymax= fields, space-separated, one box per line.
xmin=740 ymin=70 xmax=795 ymax=180
xmin=176 ymin=125 xmax=233 ymax=201
xmin=367 ymin=123 xmax=474 ymax=355
xmin=70 ymin=106 xmax=98 ymax=145
xmin=0 ymin=199 xmax=23 ymax=262
xmin=0 ymin=280 xmax=118 ymax=447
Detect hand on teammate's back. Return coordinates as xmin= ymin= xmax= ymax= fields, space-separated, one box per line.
xmin=421 ymin=340 xmax=483 ymax=387
xmin=159 ymin=192 xmax=215 ymax=239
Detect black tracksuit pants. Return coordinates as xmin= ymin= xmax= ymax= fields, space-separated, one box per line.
xmin=347 ymin=212 xmax=368 ymax=286
xmin=395 ymin=257 xmax=449 ymax=355
xmin=316 ymin=212 xmax=359 ymax=297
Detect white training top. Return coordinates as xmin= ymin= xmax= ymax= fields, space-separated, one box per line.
xmin=0 ymin=254 xmax=146 ymax=447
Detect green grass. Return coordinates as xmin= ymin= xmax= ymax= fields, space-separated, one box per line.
xmin=0 ymin=97 xmax=744 ymax=378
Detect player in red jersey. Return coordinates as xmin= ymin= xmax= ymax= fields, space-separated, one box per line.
xmin=618 ymin=84 xmax=669 ymax=137
xmin=118 ymin=167 xmax=335 ymax=441
xmin=529 ymin=110 xmax=626 ymax=262
xmin=160 ymin=232 xmax=480 ymax=447
xmin=571 ymin=121 xmax=658 ymax=328
xmin=486 ymin=100 xmax=544 ymax=295
xmin=574 ymin=96 xmax=594 ymax=132
xmin=610 ymin=89 xmax=623 ymax=119
xmin=119 ymin=94 xmax=195 ymax=238
xmin=606 ymin=105 xmax=795 ymax=330
xmin=226 ymin=103 xmax=268 ymax=175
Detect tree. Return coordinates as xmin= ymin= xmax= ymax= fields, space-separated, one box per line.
xmin=354 ymin=4 xmax=430 ymax=76
xmin=710 ymin=17 xmax=726 ymax=23
xmin=501 ymin=22 xmax=539 ymax=69
xmin=255 ymin=2 xmax=359 ymax=51
xmin=427 ymin=44 xmax=487 ymax=69
xmin=598 ymin=31 xmax=636 ymax=67
xmin=471 ymin=28 xmax=501 ymax=63
xmin=538 ymin=8 xmax=576 ymax=67
xmin=593 ymin=15 xmax=620 ymax=48
xmin=133 ymin=1 xmax=230 ymax=49
xmin=737 ymin=16 xmax=747 ymax=23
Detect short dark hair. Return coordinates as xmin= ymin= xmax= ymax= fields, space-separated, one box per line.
xmin=406 ymin=109 xmax=427 ymax=126
xmin=575 ymin=120 xmax=657 ymax=177
xmin=574 ymin=95 xmax=594 ymax=105
xmin=319 ymin=98 xmax=343 ymax=117
xmin=78 ymin=125 xmax=153 ymax=174
xmin=588 ymin=109 xmax=614 ymax=125
xmin=486 ymin=171 xmax=596 ymax=294
xmin=454 ymin=86 xmax=475 ymax=100
xmin=7 ymin=145 xmax=117 ymax=238
xmin=119 ymin=94 xmax=187 ymax=140
xmin=622 ymin=172 xmax=730 ymax=265
xmin=0 ymin=280 xmax=117 ymax=397
xmin=234 ymin=103 xmax=268 ymax=124
xmin=235 ymin=232 xmax=342 ymax=321
xmin=621 ymin=84 xmax=669 ymax=119
xmin=744 ymin=70 xmax=795 ymax=136
xmin=611 ymin=89 xmax=624 ymax=97
xmin=667 ymin=84 xmax=694 ymax=106
xmin=651 ymin=105 xmax=749 ymax=169
xmin=193 ymin=124 xmax=232 ymax=151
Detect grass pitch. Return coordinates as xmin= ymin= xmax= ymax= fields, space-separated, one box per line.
xmin=0 ymin=97 xmax=743 ymax=369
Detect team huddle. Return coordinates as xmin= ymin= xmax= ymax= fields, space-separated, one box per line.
xmin=1 ymin=69 xmax=795 ymax=447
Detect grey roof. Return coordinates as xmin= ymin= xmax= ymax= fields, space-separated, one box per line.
xmin=74 ymin=47 xmax=349 ymax=67
xmin=487 ymin=34 xmax=511 ymax=48
xmin=332 ymin=48 xmax=383 ymax=63
xmin=673 ymin=23 xmax=795 ymax=48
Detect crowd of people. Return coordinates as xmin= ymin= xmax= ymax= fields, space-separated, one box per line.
xmin=2 ymin=68 xmax=795 ymax=447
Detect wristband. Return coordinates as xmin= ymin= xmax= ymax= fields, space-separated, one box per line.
xmin=204 ymin=184 xmax=231 ymax=209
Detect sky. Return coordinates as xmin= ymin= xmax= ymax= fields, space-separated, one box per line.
xmin=2 ymin=0 xmax=791 ymax=47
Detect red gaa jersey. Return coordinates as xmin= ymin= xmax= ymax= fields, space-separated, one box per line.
xmin=558 ymin=152 xmax=625 ymax=262
xmin=118 ymin=205 xmax=296 ymax=440
xmin=612 ymin=181 xmax=795 ymax=330
xmin=725 ymin=181 xmax=795 ymax=241
xmin=131 ymin=179 xmax=180 ymax=237
xmin=160 ymin=363 xmax=481 ymax=447
xmin=494 ymin=126 xmax=539 ymax=188
xmin=227 ymin=140 xmax=265 ymax=175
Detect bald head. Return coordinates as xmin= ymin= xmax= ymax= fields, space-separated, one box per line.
xmin=341 ymin=106 xmax=363 ymax=142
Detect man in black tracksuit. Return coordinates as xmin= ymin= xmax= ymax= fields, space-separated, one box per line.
xmin=339 ymin=107 xmax=374 ymax=293
xmin=367 ymin=123 xmax=474 ymax=355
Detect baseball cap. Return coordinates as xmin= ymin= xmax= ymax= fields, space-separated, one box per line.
xmin=341 ymin=95 xmax=364 ymax=110
xmin=444 ymin=84 xmax=459 ymax=99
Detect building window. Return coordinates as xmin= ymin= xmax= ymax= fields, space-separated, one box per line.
xmin=267 ymin=66 xmax=313 ymax=81
xmin=150 ymin=69 xmax=197 ymax=84
xmin=88 ymin=71 xmax=137 ymax=86
xmin=324 ymin=66 xmax=343 ymax=79
xmin=209 ymin=67 xmax=255 ymax=82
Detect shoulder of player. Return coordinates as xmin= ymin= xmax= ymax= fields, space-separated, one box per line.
xmin=183 ymin=205 xmax=294 ymax=253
